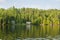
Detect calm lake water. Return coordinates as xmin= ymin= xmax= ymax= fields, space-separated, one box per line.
xmin=0 ymin=24 xmax=60 ymax=40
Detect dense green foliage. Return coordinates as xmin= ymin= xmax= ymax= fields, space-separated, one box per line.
xmin=0 ymin=7 xmax=60 ymax=39
xmin=0 ymin=6 xmax=60 ymax=25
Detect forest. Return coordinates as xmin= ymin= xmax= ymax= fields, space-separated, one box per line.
xmin=0 ymin=7 xmax=60 ymax=39
xmin=0 ymin=6 xmax=60 ymax=25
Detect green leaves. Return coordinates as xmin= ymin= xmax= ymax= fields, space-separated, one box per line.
xmin=0 ymin=7 xmax=60 ymax=25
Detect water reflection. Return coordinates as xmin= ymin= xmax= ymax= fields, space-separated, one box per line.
xmin=0 ymin=24 xmax=60 ymax=40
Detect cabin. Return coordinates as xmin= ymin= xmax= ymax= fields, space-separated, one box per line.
xmin=10 ymin=20 xmax=15 ymax=32
xmin=26 ymin=22 xmax=31 ymax=25
xmin=11 ymin=20 xmax=15 ymax=25
xmin=26 ymin=22 xmax=31 ymax=30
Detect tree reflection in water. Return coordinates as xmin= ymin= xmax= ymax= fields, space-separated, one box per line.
xmin=0 ymin=24 xmax=60 ymax=40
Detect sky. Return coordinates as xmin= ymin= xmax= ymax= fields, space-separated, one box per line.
xmin=0 ymin=0 xmax=60 ymax=9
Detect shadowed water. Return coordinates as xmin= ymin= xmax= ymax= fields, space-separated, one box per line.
xmin=0 ymin=24 xmax=60 ymax=40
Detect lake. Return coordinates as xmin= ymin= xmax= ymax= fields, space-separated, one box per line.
xmin=0 ymin=24 xmax=60 ymax=40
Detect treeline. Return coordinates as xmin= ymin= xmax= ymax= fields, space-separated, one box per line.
xmin=0 ymin=6 xmax=60 ymax=25
xmin=0 ymin=7 xmax=60 ymax=39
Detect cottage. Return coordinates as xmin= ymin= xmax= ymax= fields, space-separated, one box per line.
xmin=26 ymin=22 xmax=31 ymax=30
xmin=11 ymin=20 xmax=15 ymax=32
xmin=11 ymin=20 xmax=15 ymax=25
xmin=26 ymin=22 xmax=31 ymax=25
